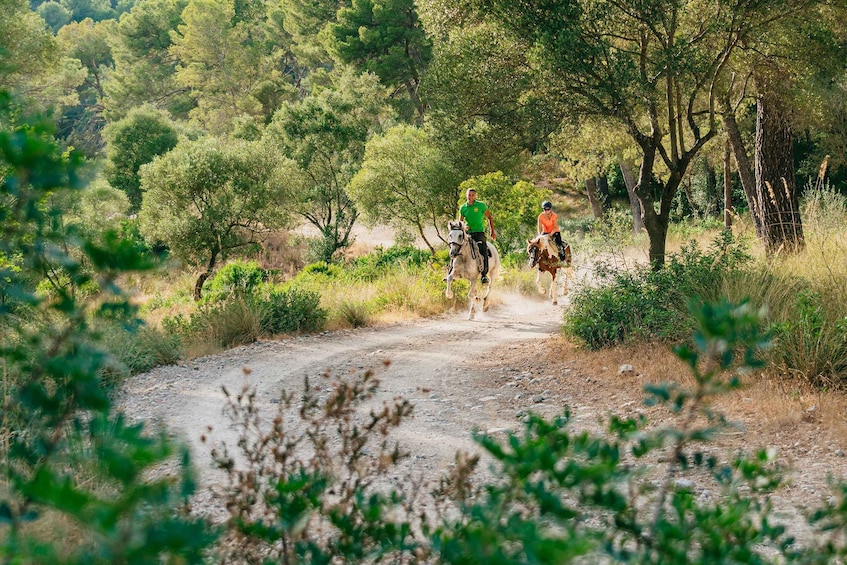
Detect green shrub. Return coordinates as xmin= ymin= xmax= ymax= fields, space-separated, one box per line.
xmin=184 ymin=297 xmax=262 ymax=348
xmin=202 ymin=260 xmax=268 ymax=304
xmin=1 ymin=96 xmax=216 ymax=562
xmin=564 ymin=232 xmax=751 ymax=349
xmin=768 ymin=288 xmax=847 ymax=386
xmin=254 ymin=286 xmax=327 ymax=334
xmin=349 ymin=245 xmax=432 ymax=281
xmin=336 ymin=299 xmax=372 ymax=327
xmin=299 ymin=260 xmax=345 ymax=279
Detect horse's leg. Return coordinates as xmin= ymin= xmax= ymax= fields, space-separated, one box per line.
xmin=482 ymin=276 xmax=493 ymax=311
xmin=445 ymin=261 xmax=454 ymax=299
xmin=535 ymin=268 xmax=545 ymax=295
xmin=550 ymin=270 xmax=558 ymax=305
xmin=467 ymin=278 xmax=477 ymax=320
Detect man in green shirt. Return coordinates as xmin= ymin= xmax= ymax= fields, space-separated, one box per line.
xmin=458 ymin=188 xmax=496 ymax=283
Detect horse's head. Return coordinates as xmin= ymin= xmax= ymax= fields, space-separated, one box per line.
xmin=448 ymin=221 xmax=466 ymax=258
xmin=526 ymin=237 xmax=542 ymax=268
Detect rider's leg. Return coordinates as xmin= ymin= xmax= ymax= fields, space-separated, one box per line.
xmin=553 ymin=232 xmax=566 ymax=261
xmin=471 ymin=232 xmax=489 ymax=280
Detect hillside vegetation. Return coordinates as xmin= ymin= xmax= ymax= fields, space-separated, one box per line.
xmin=3 ymin=0 xmax=847 ymax=560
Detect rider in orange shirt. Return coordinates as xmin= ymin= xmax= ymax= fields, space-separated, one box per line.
xmin=537 ymin=201 xmax=567 ymax=262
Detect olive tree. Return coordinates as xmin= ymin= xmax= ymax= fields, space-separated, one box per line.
xmin=348 ymin=124 xmax=460 ymax=252
xmin=138 ymin=136 xmax=290 ymax=299
xmin=265 ymin=70 xmax=392 ymax=263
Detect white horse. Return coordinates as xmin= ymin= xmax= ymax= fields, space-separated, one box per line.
xmin=444 ymin=220 xmax=501 ymax=320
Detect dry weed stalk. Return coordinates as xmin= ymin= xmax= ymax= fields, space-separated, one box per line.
xmin=207 ymin=364 xmax=438 ymax=564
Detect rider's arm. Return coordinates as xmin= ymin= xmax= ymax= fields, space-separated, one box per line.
xmin=485 ymin=209 xmax=496 ymax=239
xmin=537 ymin=215 xmax=543 ymax=234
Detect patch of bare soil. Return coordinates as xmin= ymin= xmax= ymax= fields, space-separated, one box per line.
xmin=118 ymin=290 xmax=847 ymax=543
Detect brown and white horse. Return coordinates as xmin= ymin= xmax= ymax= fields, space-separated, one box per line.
xmin=526 ymin=234 xmax=572 ymax=305
xmin=445 ymin=220 xmax=501 ymax=320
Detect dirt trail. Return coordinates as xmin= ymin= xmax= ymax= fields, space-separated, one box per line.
xmin=119 ymin=288 xmax=847 ymax=541
xmin=119 ymin=293 xmax=566 ymax=488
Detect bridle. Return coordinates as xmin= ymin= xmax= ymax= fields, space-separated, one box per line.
xmin=527 ymin=243 xmax=540 ymax=268
xmin=448 ymin=225 xmax=467 ymax=258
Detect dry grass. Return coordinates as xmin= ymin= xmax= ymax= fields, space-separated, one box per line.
xmin=544 ymin=337 xmax=847 ymax=457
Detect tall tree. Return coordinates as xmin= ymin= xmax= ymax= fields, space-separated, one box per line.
xmin=278 ymin=0 xmax=338 ymax=72
xmin=325 ymin=0 xmax=431 ymax=120
xmin=138 ymin=136 xmax=291 ymax=299
xmin=419 ymin=20 xmax=552 ymax=181
xmin=103 ymin=105 xmax=180 ymax=212
xmin=170 ymin=0 xmax=295 ymax=134
xmin=265 ymin=70 xmax=392 ymax=262
xmin=719 ymin=10 xmax=842 ymax=252
xmin=56 ymin=18 xmax=114 ymax=154
xmin=1 ymin=1 xmax=86 ymax=118
xmin=103 ymin=0 xmax=192 ymax=120
xmin=348 ymin=124 xmax=460 ymax=251
xmin=457 ymin=0 xmax=799 ymax=267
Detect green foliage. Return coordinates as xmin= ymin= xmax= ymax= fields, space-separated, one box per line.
xmin=348 ymin=124 xmax=460 ymax=251
xmin=325 ymin=0 xmax=431 ymax=118
xmin=565 ymin=233 xmax=751 ymax=349
xmin=187 ymin=297 xmax=264 ymax=348
xmin=138 ymin=136 xmax=291 ymax=299
xmin=459 ymin=172 xmax=552 ymax=254
xmin=103 ymin=105 xmax=179 ymax=212
xmin=201 ymin=259 xmax=268 ymax=304
xmin=1 ymin=94 xmax=216 ymax=563
xmin=419 ymin=20 xmax=549 ymax=179
xmin=211 ymin=372 xmax=419 ymax=563
xmin=335 ymin=299 xmax=372 ymax=328
xmin=264 ymin=69 xmax=393 ymax=263
xmin=165 ymin=282 xmax=326 ymax=349
xmin=253 ymin=285 xmax=327 ymax=335
xmin=37 ymin=1 xmax=72 ymax=32
xmin=169 ymin=0 xmax=295 ymax=133
xmin=768 ymin=288 xmax=847 ymax=387
xmin=99 ymin=322 xmax=182 ymax=382
xmin=348 ymin=245 xmax=432 ymax=282
xmin=0 ymin=0 xmax=60 ymax=96
xmin=299 ymin=260 xmax=345 ymax=279
xmin=103 ymin=0 xmax=193 ymax=120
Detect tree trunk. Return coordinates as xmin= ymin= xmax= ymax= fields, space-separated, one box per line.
xmin=619 ymin=159 xmax=644 ymax=234
xmin=632 ymin=141 xmax=669 ymax=268
xmin=704 ymin=160 xmax=719 ymax=218
xmin=596 ymin=174 xmax=610 ymax=211
xmin=723 ymin=138 xmax=733 ymax=230
xmin=722 ymin=103 xmax=763 ymax=238
xmin=585 ymin=177 xmax=604 ymax=220
xmin=193 ymin=248 xmax=220 ymax=301
xmin=754 ymin=88 xmax=804 ymax=253
xmin=682 ymin=177 xmax=700 ymax=219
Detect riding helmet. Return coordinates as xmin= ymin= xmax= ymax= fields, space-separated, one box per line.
xmin=541 ymin=201 xmax=552 ymax=210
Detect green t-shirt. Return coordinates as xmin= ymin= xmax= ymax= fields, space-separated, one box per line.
xmin=459 ymin=201 xmax=488 ymax=233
